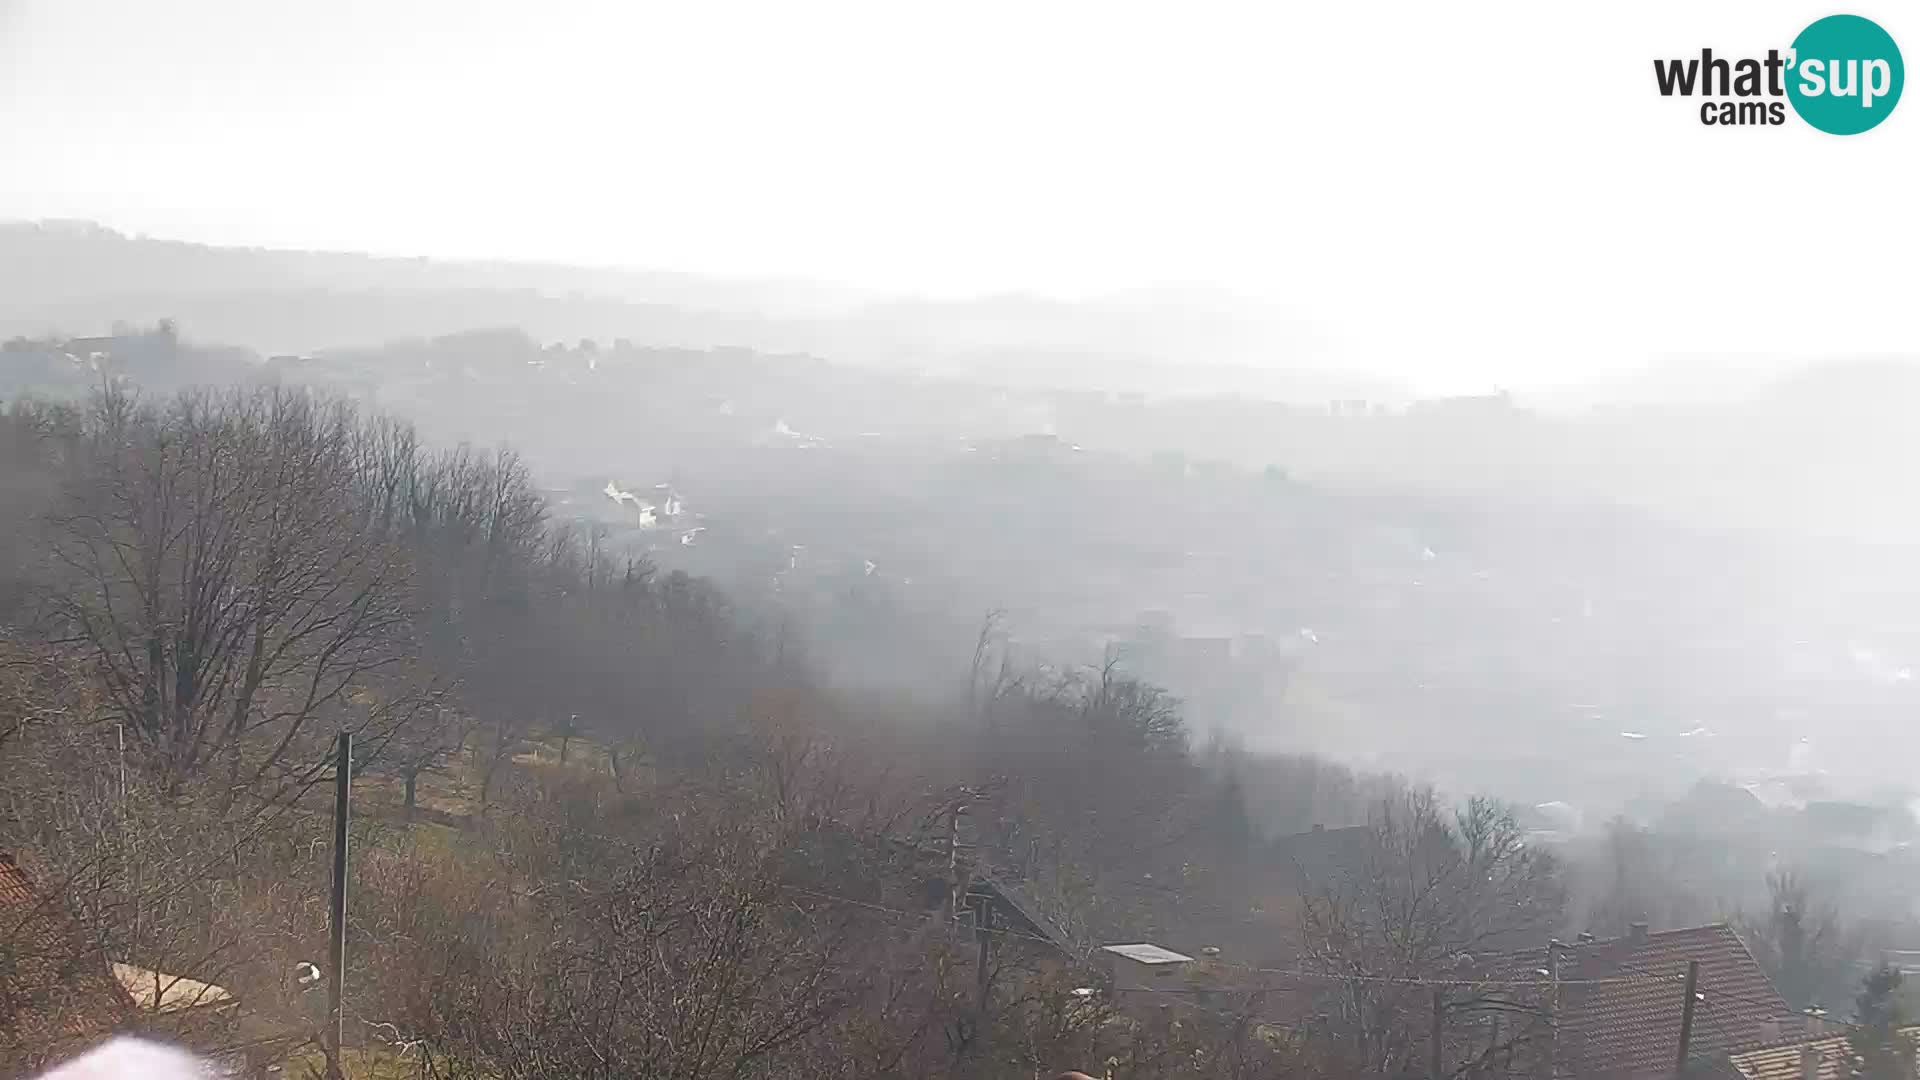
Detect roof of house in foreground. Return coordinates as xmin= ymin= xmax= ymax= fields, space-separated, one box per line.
xmin=1 ymin=852 xmax=132 ymax=1063
xmin=1726 ymin=1025 xmax=1920 ymax=1080
xmin=1100 ymin=943 xmax=1194 ymax=965
xmin=112 ymin=963 xmax=236 ymax=1014
xmin=1490 ymin=923 xmax=1798 ymax=1078
xmin=972 ymin=875 xmax=1078 ymax=955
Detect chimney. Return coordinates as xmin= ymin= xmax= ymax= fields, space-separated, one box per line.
xmin=1627 ymin=922 xmax=1649 ymax=944
xmin=1800 ymin=1043 xmax=1822 ymax=1080
xmin=1577 ymin=931 xmax=1596 ymax=944
xmin=1805 ymin=1006 xmax=1828 ymax=1037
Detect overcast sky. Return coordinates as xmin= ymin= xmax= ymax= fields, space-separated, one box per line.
xmin=1 ymin=0 xmax=1915 ymax=389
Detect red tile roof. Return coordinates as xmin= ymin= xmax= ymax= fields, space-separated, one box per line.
xmin=1494 ymin=924 xmax=1799 ymax=1079
xmin=1 ymin=852 xmax=132 ymax=1071
xmin=1726 ymin=1025 xmax=1920 ymax=1080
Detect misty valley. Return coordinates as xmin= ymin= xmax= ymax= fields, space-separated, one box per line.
xmin=6 ymin=224 xmax=1920 ymax=1079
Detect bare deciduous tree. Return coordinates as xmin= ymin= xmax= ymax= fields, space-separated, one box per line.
xmin=1296 ymin=792 xmax=1562 ymax=1076
xmin=46 ymin=386 xmax=421 ymax=792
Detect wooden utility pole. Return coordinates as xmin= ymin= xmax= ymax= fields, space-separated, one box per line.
xmin=947 ymin=800 xmax=961 ymax=914
xmin=119 ymin=723 xmax=137 ymax=953
xmin=973 ymin=893 xmax=992 ymax=1013
xmin=1430 ymin=988 xmax=1444 ymax=1080
xmin=1487 ymin=1016 xmax=1502 ymax=1078
xmin=326 ymin=732 xmax=352 ymax=1080
xmin=1673 ymin=959 xmax=1700 ymax=1078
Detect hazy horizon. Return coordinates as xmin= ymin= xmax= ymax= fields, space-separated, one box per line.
xmin=3 ymin=216 xmax=1908 ymax=406
xmin=6 ymin=0 xmax=1917 ymax=392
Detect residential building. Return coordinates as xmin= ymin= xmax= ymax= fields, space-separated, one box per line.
xmin=1097 ymin=943 xmax=1194 ymax=1010
xmin=0 ymin=853 xmax=132 ymax=1073
xmin=1489 ymin=922 xmax=1799 ymax=1078
xmin=1725 ymin=1024 xmax=1920 ymax=1080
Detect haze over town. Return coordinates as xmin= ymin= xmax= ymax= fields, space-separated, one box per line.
xmin=4 ymin=3 xmax=1920 ymax=1078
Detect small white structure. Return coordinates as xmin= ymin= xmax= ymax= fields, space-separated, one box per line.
xmin=1098 ymin=943 xmax=1194 ymax=1002
xmin=112 ymin=962 xmax=235 ymax=1014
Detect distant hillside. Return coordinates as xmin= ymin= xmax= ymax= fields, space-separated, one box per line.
xmin=0 ymin=220 xmax=1397 ymax=403
xmin=11 ymin=223 xmax=1920 ymax=547
xmin=0 ymin=219 xmax=859 ymax=317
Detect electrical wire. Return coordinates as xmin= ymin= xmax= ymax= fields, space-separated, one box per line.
xmin=465 ymin=803 xmax=1682 ymax=989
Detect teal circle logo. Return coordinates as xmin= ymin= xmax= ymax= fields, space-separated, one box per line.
xmin=1787 ymin=14 xmax=1903 ymax=134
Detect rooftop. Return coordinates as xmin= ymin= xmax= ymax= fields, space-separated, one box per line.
xmin=1726 ymin=1026 xmax=1920 ymax=1080
xmin=971 ymin=876 xmax=1076 ymax=955
xmin=112 ymin=963 xmax=236 ymax=1014
xmin=1100 ymin=943 xmax=1194 ymax=966
xmin=1 ymin=852 xmax=132 ymax=1063
xmin=1490 ymin=923 xmax=1797 ymax=1078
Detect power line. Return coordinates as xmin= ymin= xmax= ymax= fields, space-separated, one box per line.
xmin=1603 ymin=955 xmax=1827 ymax=1031
xmin=465 ymin=803 xmax=1680 ymax=989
